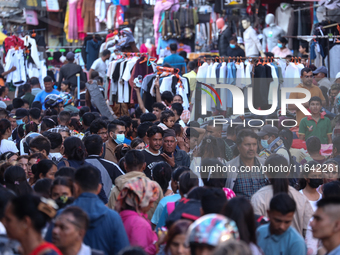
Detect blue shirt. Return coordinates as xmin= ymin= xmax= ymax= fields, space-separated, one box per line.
xmin=33 ymin=89 xmax=60 ymax=110
xmin=256 ymin=225 xmax=307 ymax=255
xmin=151 ymin=193 xmax=181 ymax=225
xmin=328 ymin=244 xmax=340 ymax=255
xmin=163 ymin=54 xmax=187 ymax=75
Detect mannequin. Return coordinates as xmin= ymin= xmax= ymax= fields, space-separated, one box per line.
xmin=217 ymin=18 xmax=232 ymax=57
xmin=275 ymin=3 xmax=293 ymax=34
xmin=140 ymin=38 xmax=157 ymax=57
xmin=262 ymin=14 xmax=285 ymax=52
xmin=242 ymin=17 xmax=265 ymax=57
xmin=145 ymin=38 xmax=152 ymax=49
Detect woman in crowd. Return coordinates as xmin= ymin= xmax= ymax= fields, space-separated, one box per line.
xmin=4 ymin=166 xmax=32 ymax=195
xmin=159 ymin=219 xmax=191 ymax=255
xmin=40 ymin=118 xmax=57 ymax=133
xmin=0 ymin=86 xmax=9 ymax=101
xmin=115 ymin=176 xmax=161 ymax=255
xmin=3 ymin=194 xmax=62 ymax=255
xmin=1 ymin=152 xmax=18 ymax=163
xmin=50 ymin=176 xmax=73 ymax=200
xmin=222 ymin=197 xmax=262 ymax=255
xmin=60 ymin=80 xmax=72 ymax=95
xmin=131 ymin=138 xmax=146 ymax=150
xmin=251 ymin=154 xmax=313 ymax=236
xmin=299 ymin=161 xmax=323 ymax=212
xmin=32 ymin=159 xmax=58 ymax=184
xmin=28 ymin=153 xmax=46 ymax=186
xmin=152 ymin=162 xmax=172 ymax=197
xmin=24 ymin=122 xmax=38 ymax=136
xmin=33 ymin=178 xmax=53 ymax=198
xmin=57 ymin=137 xmax=87 ymax=169
xmin=0 ymin=119 xmax=18 ymax=154
xmin=17 ymin=155 xmax=29 ymax=177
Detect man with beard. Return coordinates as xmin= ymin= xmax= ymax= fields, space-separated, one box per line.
xmin=161 ymin=129 xmax=190 ymax=170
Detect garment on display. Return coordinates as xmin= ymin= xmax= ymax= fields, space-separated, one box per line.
xmin=217 ymin=18 xmax=232 ymax=57
xmin=275 ymin=3 xmax=293 ymax=34
xmin=241 ymin=17 xmax=265 ymax=57
xmin=262 ymin=14 xmax=285 ymax=52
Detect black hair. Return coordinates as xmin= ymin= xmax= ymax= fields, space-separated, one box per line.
xmin=84 ymin=134 xmax=103 ymax=155
xmin=186 ymin=127 xmax=199 ymax=138
xmin=25 ymin=122 xmax=38 ymax=135
xmin=265 ymin=154 xmax=289 ymax=194
xmin=90 ymin=119 xmax=107 ymax=134
xmin=201 ymin=188 xmax=227 ymax=215
xmin=74 ymin=165 xmax=101 ymax=192
xmin=46 ymin=132 xmax=62 ymax=150
xmin=317 ymin=197 xmax=340 ymax=209
xmin=200 ymin=158 xmax=227 ymax=188
xmin=58 ymin=111 xmax=71 ymax=124
xmin=309 ymin=96 xmax=322 ymax=105
xmin=51 ymin=176 xmax=74 ymax=197
xmin=29 ymin=108 xmax=41 ymax=120
xmin=236 ymin=129 xmax=258 ymax=146
xmin=207 ymin=119 xmax=222 ymax=130
xmin=80 ymin=81 xmax=86 ymax=90
xmin=278 ymin=37 xmax=288 ymax=44
xmin=198 ymin=136 xmax=224 ymax=159
xmin=114 ymin=144 xmax=131 ymax=161
xmin=333 ymin=136 xmax=340 ymax=153
xmin=171 ymin=103 xmax=183 ymax=116
xmin=306 ymin=136 xmax=321 ymax=153
xmin=0 ymin=109 xmax=8 ymax=119
xmin=0 ymin=186 xmax=15 ymax=219
xmin=161 ymin=91 xmax=174 ymax=104
xmin=178 ymin=51 xmax=187 ymax=60
xmin=94 ymin=76 xmax=103 ymax=85
xmin=320 ymin=86 xmax=330 ymax=107
xmin=222 ymin=197 xmax=257 ymax=245
xmin=140 ymin=113 xmax=157 ymax=123
xmin=178 ymin=171 xmax=198 ymax=195
xmin=12 ymin=98 xmax=24 ymax=109
xmin=69 ymin=118 xmax=82 ymax=132
xmin=40 ymin=117 xmax=56 ymax=132
xmin=137 ymin=122 xmax=153 ymax=138
xmin=23 ymin=83 xmax=31 ymax=93
xmin=55 ymin=167 xmax=76 ymax=180
xmin=172 ymin=166 xmax=190 ymax=181
xmin=146 ymin=125 xmax=164 ymax=138
xmin=270 ymin=193 xmax=296 ymax=214
xmin=0 ymin=119 xmax=11 ymax=144
xmin=79 ymin=106 xmax=90 ymax=118
xmin=90 ymin=71 xmax=99 ymax=80
xmin=227 ymin=125 xmax=236 ymax=136
xmin=130 ymin=138 xmax=146 ymax=149
xmin=17 ymin=124 xmax=25 ymax=139
xmin=29 ymin=136 xmax=51 ymax=155
xmin=151 ymin=162 xmax=172 ymax=194
xmin=323 ymin=181 xmax=340 ymax=198
xmin=10 ymin=194 xmax=54 ymax=232
xmin=31 ymin=101 xmax=42 ymax=110
xmin=124 ymin=150 xmax=145 ymax=170
xmin=187 ymin=186 xmax=207 ymax=200
xmin=119 ymin=116 xmax=132 ymax=128
xmin=30 ymin=77 xmax=40 ymax=86
xmin=6 ymin=104 xmax=13 ymax=112
xmin=160 ymin=110 xmax=175 ymax=124
xmin=33 ymin=178 xmax=53 ymax=198
xmin=169 ymin=43 xmax=177 ymax=52
xmin=0 ymin=86 xmax=8 ymax=97
xmin=172 ymin=123 xmax=182 ymax=137
xmin=135 ymin=107 xmax=143 ymax=118
xmin=32 ymin=159 xmax=56 ymax=182
xmin=102 ymin=49 xmax=111 ymax=57
xmin=43 ymin=76 xmax=53 ymax=83
xmin=241 ymin=16 xmax=250 ymax=22
xmin=4 ymin=166 xmax=32 ymax=196
xmin=117 ymin=247 xmax=147 ymax=255
xmin=279 ymin=128 xmax=293 ymax=149
xmin=301 ymin=67 xmax=312 ymax=77
xmin=63 ymin=137 xmax=86 ymax=161
xmin=188 ymin=61 xmax=197 ymax=71
xmin=152 ymin=102 xmax=166 ymax=111
xmin=60 ymin=206 xmax=89 ymax=230
xmin=61 ymin=80 xmax=72 ymax=91
xmin=300 ymin=41 xmax=309 ymax=52
xmin=82 ymin=112 xmax=96 ymax=127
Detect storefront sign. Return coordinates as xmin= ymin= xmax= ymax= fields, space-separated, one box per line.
xmin=26 ymin=9 xmax=38 ymax=25
xmin=20 ymin=0 xmax=43 ymax=9
xmin=46 ymin=0 xmax=59 ymax=12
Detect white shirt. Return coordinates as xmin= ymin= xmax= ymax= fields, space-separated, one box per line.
xmin=299 ymin=189 xmax=322 ymax=212
xmin=91 ymin=58 xmax=107 ymax=79
xmin=0 ymin=139 xmax=19 ymax=154
xmin=243 ymin=26 xmax=262 ymax=57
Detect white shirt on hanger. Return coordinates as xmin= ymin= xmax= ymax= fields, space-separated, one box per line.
xmin=268 ymin=64 xmax=279 ymax=105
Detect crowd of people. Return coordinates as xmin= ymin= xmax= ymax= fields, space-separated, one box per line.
xmin=0 ymin=45 xmax=340 ymax=255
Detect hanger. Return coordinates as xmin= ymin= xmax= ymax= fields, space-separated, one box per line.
xmin=139 ymin=55 xmax=148 ymax=64
xmin=93 ymin=34 xmax=98 ymax=43
xmin=257 ymin=56 xmax=262 ymax=66
xmin=236 ymin=57 xmax=240 ymax=64
xmin=31 ymin=30 xmax=36 ymax=38
xmin=228 ymin=57 xmax=231 ymax=63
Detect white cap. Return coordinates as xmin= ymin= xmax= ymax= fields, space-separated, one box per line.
xmin=336 ymin=72 xmax=340 ymax=80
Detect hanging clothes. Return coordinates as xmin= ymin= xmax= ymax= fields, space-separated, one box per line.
xmin=140 ymin=44 xmax=157 ymax=58
xmin=283 ymin=62 xmax=300 ymax=89
xmin=68 ymin=0 xmax=78 ymax=41
xmin=252 ymin=64 xmax=273 ymax=110
xmin=5 ymin=49 xmax=26 ymax=86
xmin=82 ymin=0 xmax=96 ymax=33
xmin=23 ymin=35 xmax=40 ymax=69
xmin=77 ymin=0 xmax=86 ymax=40
xmin=268 ymin=63 xmax=279 ymax=105
xmin=86 ymin=39 xmax=102 ymax=71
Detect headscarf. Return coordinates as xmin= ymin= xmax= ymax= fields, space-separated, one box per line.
xmin=115 ymin=176 xmax=159 ymax=213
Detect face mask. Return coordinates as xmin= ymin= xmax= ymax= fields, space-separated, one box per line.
xmin=16 ymin=119 xmax=24 ymax=125
xmin=277 ymin=43 xmax=283 ymax=48
xmin=308 ymin=178 xmax=323 ymax=188
xmin=230 ymin=44 xmax=236 ymax=49
xmin=261 ymin=139 xmax=269 ymax=149
xmin=114 ymin=134 xmax=125 ymax=144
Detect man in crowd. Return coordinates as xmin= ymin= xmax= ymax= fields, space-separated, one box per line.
xmin=52 ymin=206 xmax=105 ymax=255
xmin=89 ymin=50 xmax=111 ymax=80
xmin=171 ymin=103 xmax=185 ymax=128
xmin=90 ymin=119 xmax=108 ymax=143
xmin=71 ymin=165 xmax=130 ymax=254
xmin=225 ymin=129 xmax=267 ymax=199
xmin=82 ymin=112 xmax=95 ymax=133
xmin=161 ymin=129 xmax=190 ymax=169
xmin=152 ymin=103 xmax=166 ymax=122
xmin=331 ymin=136 xmax=340 ymax=166
xmin=313 ymin=66 xmax=332 ymax=89
xmin=257 ymin=193 xmax=307 ymax=255
xmin=299 ymin=96 xmax=332 ymax=144
xmin=328 ymin=83 xmax=340 ymax=114
xmin=311 ymin=197 xmax=340 ymax=255
xmin=30 ymin=77 xmax=42 ymax=96
xmin=163 ymin=43 xmax=187 ymax=75
xmin=142 ymin=126 xmax=165 ymax=179
xmin=104 ymin=120 xmax=126 ymax=163
xmin=29 ymin=108 xmax=41 ymax=125
xmin=12 ymin=108 xmax=29 ymax=126
xmin=137 ymin=121 xmax=153 ymax=146
xmin=84 ymin=135 xmax=124 ymax=198
xmin=289 ymin=67 xmax=325 ymax=126
xmin=34 ymin=76 xmax=60 ymax=110
xmin=183 ymin=61 xmax=198 ymax=96
xmin=57 ymin=111 xmax=71 ymax=129
xmin=46 ymin=132 xmax=63 ymax=164
xmin=22 ymin=84 xmax=35 ymax=107
xmin=226 ymin=36 xmax=245 ymax=57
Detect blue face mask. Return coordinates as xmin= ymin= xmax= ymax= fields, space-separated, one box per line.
xmin=277 ymin=43 xmax=283 ymax=48
xmin=230 ymin=44 xmax=236 ymax=49
xmin=16 ymin=119 xmax=24 ymax=126
xmin=115 ymin=134 xmax=125 ymax=144
xmin=261 ymin=139 xmax=269 ymax=149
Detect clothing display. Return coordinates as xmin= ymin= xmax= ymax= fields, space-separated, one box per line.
xmin=243 ymin=26 xmax=262 ymax=57
xmin=82 ymin=0 xmax=96 ymax=33
xmin=218 ymin=28 xmax=232 ymax=57
xmin=275 ymin=3 xmax=293 ymax=34
xmin=262 ymin=25 xmax=285 ymax=52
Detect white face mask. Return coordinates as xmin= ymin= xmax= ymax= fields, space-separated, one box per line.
xmin=114 ymin=134 xmax=125 ymax=144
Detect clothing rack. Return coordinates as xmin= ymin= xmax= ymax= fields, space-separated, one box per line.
xmin=8 ymin=28 xmax=46 ymax=35
xmin=156 ymin=66 xmax=179 ymax=74
xmin=293 ymin=4 xmax=319 ymax=12
xmin=46 ymin=46 xmax=82 ymax=49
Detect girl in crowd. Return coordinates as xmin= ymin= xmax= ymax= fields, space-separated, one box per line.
xmin=32 ymin=159 xmax=57 ymax=184
xmin=0 ymin=86 xmax=9 ymax=101
xmin=4 ymin=166 xmax=32 ymax=196
xmin=57 ymin=137 xmax=87 ymax=169
xmin=60 ymin=80 xmax=72 ymax=94
xmin=24 ymin=122 xmax=38 ymax=136
xmin=131 ymin=138 xmax=146 ymax=150
xmin=28 ymin=153 xmax=46 ymax=185
xmin=3 ymin=194 xmax=62 ymax=255
xmin=116 ymin=176 xmax=161 ymax=255
xmin=299 ymin=161 xmax=323 ymax=211
xmin=50 ymin=176 xmax=73 ymax=200
xmin=152 ymin=162 xmax=172 ymax=197
xmin=1 ymin=152 xmax=18 ymax=163
xmin=223 ymin=197 xmax=262 ymax=255
xmin=0 ymin=119 xmax=18 ymax=154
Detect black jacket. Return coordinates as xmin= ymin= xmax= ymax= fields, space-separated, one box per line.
xmin=218 ymin=28 xmax=232 ymax=57
xmin=58 ymin=63 xmax=86 ymax=89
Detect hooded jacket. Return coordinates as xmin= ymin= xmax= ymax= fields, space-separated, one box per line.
xmin=108 ymin=171 xmax=164 ymax=220
xmin=72 ymin=193 xmax=130 ymax=255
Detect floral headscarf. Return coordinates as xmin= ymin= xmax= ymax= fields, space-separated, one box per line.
xmin=115 ymin=176 xmax=159 ymax=213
